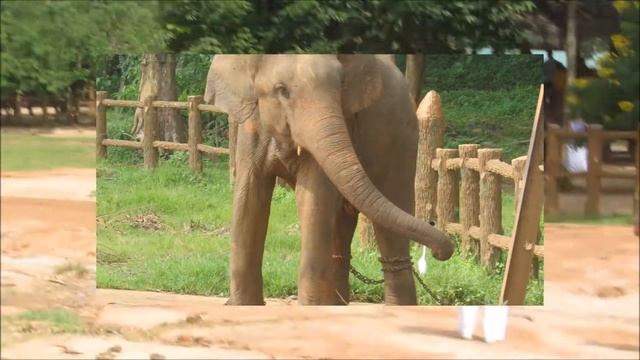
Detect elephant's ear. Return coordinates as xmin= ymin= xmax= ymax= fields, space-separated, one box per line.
xmin=204 ymin=55 xmax=261 ymax=123
xmin=337 ymin=55 xmax=384 ymax=116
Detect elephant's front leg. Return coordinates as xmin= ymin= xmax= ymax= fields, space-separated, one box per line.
xmin=295 ymin=159 xmax=342 ymax=305
xmin=227 ymin=132 xmax=275 ymax=305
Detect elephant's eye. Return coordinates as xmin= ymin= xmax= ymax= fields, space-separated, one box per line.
xmin=274 ymin=83 xmax=290 ymax=99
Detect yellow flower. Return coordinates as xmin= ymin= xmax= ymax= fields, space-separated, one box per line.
xmin=566 ymin=94 xmax=579 ymax=106
xmin=574 ymin=78 xmax=589 ymax=89
xmin=613 ymin=0 xmax=629 ymax=12
xmin=618 ymin=101 xmax=635 ymax=112
xmin=611 ymin=34 xmax=633 ymax=56
xmin=597 ymin=67 xmax=615 ymax=78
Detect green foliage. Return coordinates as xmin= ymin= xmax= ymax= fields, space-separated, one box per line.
xmin=1 ymin=0 xmax=165 ymax=98
xmin=567 ymin=1 xmax=639 ymax=130
xmin=423 ymin=55 xmax=542 ymax=92
xmin=14 ymin=309 xmax=84 ymax=333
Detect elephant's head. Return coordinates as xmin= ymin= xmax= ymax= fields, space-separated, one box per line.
xmin=204 ymin=55 xmax=453 ymax=261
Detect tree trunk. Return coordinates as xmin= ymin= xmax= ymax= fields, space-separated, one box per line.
xmin=564 ymin=0 xmax=577 ymax=127
xmin=405 ymin=54 xmax=425 ymax=109
xmin=132 ymin=53 xmax=186 ymax=143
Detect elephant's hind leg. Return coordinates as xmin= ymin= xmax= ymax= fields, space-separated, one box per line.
xmin=332 ymin=202 xmax=358 ymax=305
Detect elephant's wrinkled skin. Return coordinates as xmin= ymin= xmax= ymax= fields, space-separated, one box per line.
xmin=204 ymin=55 xmax=453 ymax=305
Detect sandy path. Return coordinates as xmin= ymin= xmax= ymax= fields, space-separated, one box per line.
xmin=1 ymin=167 xmax=638 ymax=359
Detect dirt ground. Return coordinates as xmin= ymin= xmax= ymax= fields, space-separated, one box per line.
xmin=1 ymin=164 xmax=638 ymax=358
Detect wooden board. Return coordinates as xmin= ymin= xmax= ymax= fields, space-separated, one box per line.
xmin=499 ymin=84 xmax=545 ymax=305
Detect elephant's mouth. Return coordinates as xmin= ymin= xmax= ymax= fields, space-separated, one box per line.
xmin=297 ymin=115 xmax=454 ymax=260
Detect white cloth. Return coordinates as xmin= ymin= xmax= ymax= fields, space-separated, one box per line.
xmin=458 ymin=306 xmax=509 ymax=343
xmin=563 ymin=144 xmax=588 ymax=173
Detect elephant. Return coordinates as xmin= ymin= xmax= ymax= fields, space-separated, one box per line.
xmin=204 ymin=54 xmax=454 ymax=305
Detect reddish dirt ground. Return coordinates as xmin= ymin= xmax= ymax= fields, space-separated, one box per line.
xmin=1 ymin=166 xmax=638 ymax=359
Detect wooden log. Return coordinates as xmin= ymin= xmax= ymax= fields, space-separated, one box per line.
xmin=102 ymin=99 xmax=143 ymax=108
xmin=436 ymin=148 xmax=459 ymax=231
xmin=468 ymin=226 xmax=481 ymax=240
xmin=487 ymin=234 xmax=510 ymax=249
xmin=486 ymin=159 xmax=515 ymax=179
xmin=459 ymin=144 xmax=480 ymax=255
xmin=465 ymin=158 xmax=480 ymax=172
xmin=478 ymin=148 xmax=503 ymax=271
xmin=500 ymin=84 xmax=545 ymax=305
xmin=602 ymin=131 xmax=639 ymax=140
xmin=153 ymin=141 xmax=189 ymax=151
xmin=197 ymin=144 xmax=230 ymax=155
xmin=96 ymin=91 xmax=107 ymax=158
xmin=197 ymin=104 xmax=225 ymax=113
xmin=358 ymin=213 xmax=376 ymax=248
xmin=585 ymin=124 xmax=603 ymax=215
xmin=188 ymin=96 xmax=203 ymax=172
xmin=415 ymin=90 xmax=445 ymax=225
xmin=142 ymin=97 xmax=159 ymax=170
xmin=102 ymin=139 xmax=142 ymax=149
xmin=152 ymin=100 xmax=189 ymax=109
xmin=444 ymin=222 xmax=463 ymax=236
xmin=545 ymin=124 xmax=561 ymax=214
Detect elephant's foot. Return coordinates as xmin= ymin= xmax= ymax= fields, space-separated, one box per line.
xmin=380 ymin=257 xmax=417 ymax=305
xmin=224 ymin=296 xmax=266 ymax=305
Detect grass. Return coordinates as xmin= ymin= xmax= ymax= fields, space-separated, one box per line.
xmin=545 ymin=213 xmax=634 ymax=225
xmin=13 ymin=309 xmax=84 ymax=334
xmin=0 ymin=130 xmax=95 ymax=171
xmin=97 ymin=151 xmax=544 ymax=305
xmin=437 ymin=86 xmax=539 ymax=162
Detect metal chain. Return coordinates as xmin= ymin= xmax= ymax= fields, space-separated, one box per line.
xmin=411 ymin=267 xmax=444 ymax=305
xmin=348 ymin=264 xmax=384 ymax=285
xmin=348 ymin=262 xmax=444 ymax=305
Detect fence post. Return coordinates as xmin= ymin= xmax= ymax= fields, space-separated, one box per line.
xmin=513 ymin=156 xmax=539 ymax=278
xmin=436 ymin=149 xmax=459 ymax=232
xmin=142 ymin=97 xmax=159 ymax=170
xmin=415 ymin=91 xmax=445 ymax=225
xmin=585 ymin=124 xmax=603 ymax=215
xmin=96 ymin=91 xmax=107 ymax=159
xmin=188 ymin=95 xmax=203 ymax=172
xmin=358 ymin=213 xmax=375 ymax=248
xmin=478 ymin=148 xmax=502 ymax=271
xmin=459 ymin=144 xmax=480 ymax=255
xmin=545 ymin=124 xmax=561 ymax=214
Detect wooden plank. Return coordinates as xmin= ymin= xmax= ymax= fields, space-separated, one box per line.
xmin=500 ymin=84 xmax=545 ymax=305
xmin=153 ymin=141 xmax=189 ymax=151
xmin=102 ymin=99 xmax=143 ymax=108
xmin=478 ymin=148 xmax=503 ymax=271
xmin=197 ymin=104 xmax=225 ymax=113
xmin=459 ymin=144 xmax=480 ymax=255
xmin=152 ymin=100 xmax=189 ymax=109
xmin=436 ymin=149 xmax=459 ymax=232
xmin=142 ymin=97 xmax=159 ymax=170
xmin=102 ymin=139 xmax=142 ymax=149
xmin=197 ymin=144 xmax=230 ymax=155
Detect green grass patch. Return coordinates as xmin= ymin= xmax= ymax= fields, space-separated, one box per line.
xmin=97 ymin=154 xmax=543 ymax=305
xmin=14 ymin=309 xmax=84 ymax=333
xmin=0 ymin=131 xmax=95 ymax=171
xmin=437 ymin=86 xmax=539 ymax=161
xmin=545 ymin=212 xmax=633 ymax=226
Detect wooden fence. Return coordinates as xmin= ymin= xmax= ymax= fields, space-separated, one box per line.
xmin=545 ymin=123 xmax=638 ymax=216
xmin=414 ymin=87 xmax=545 ymax=304
xmin=95 ymin=91 xmax=229 ymax=170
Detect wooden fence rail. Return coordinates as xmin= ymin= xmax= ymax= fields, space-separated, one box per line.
xmin=96 ymin=91 xmax=230 ymax=171
xmin=545 ymin=123 xmax=638 ymax=215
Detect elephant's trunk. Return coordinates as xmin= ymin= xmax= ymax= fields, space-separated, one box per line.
xmin=299 ymin=116 xmax=454 ymax=260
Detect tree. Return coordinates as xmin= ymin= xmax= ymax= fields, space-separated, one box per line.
xmin=132 ymin=54 xmax=186 ymax=143
xmin=1 ymin=1 xmax=166 ymax=99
